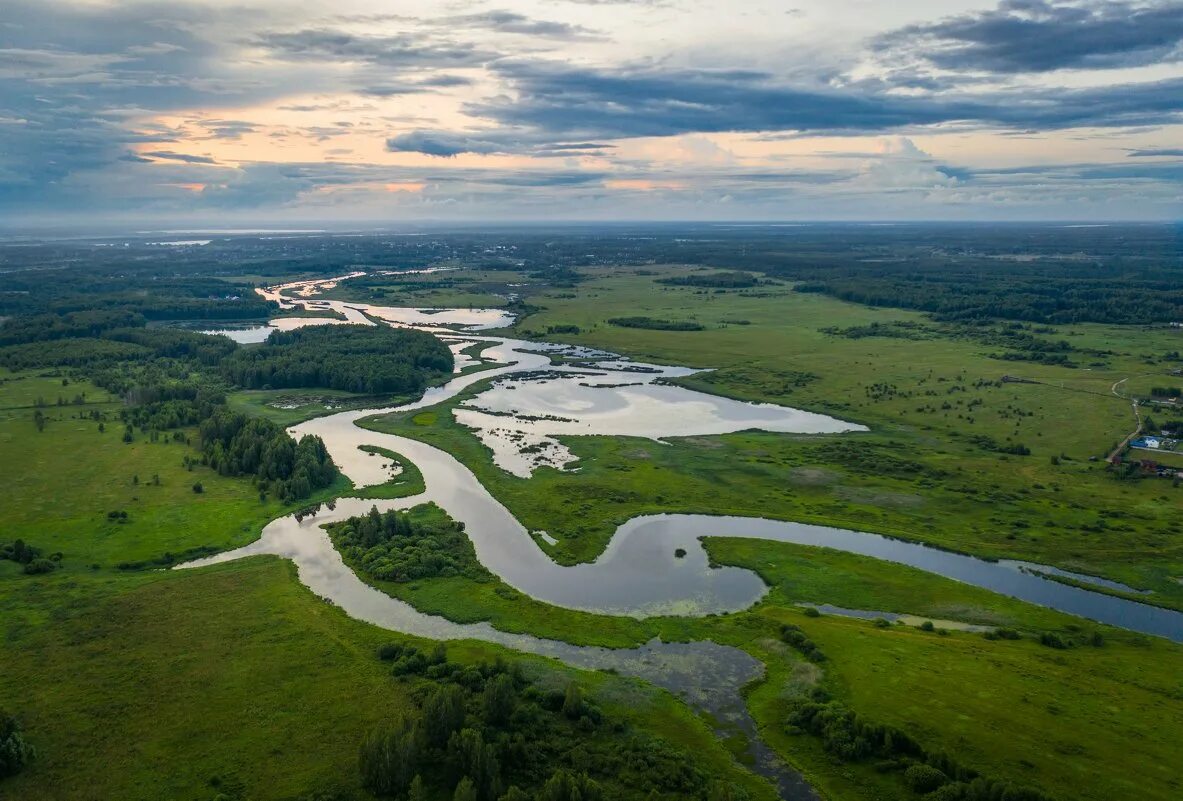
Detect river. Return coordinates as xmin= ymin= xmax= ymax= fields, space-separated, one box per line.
xmin=183 ymin=273 xmax=1183 ymax=799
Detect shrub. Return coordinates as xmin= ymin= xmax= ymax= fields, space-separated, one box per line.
xmin=0 ymin=711 xmax=34 ymax=778
xmin=192 ymin=482 xmax=204 ymax=494
xmin=23 ymin=558 xmax=57 ymax=575
xmin=780 ymin=624 xmax=827 ymax=662
xmin=785 ymin=694 xmax=1052 ymax=801
xmin=1038 ymin=632 xmax=1069 ymax=649
xmin=927 ymin=783 xmax=969 ymax=800
xmin=904 ymin=764 xmax=948 ymax=793
xmin=562 ymin=682 xmax=584 ymax=720
xmin=377 ymin=643 xmax=402 ymax=661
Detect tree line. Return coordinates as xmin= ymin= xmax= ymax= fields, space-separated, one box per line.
xmin=787 ymin=688 xmax=1052 ymax=801
xmin=359 ymin=644 xmax=745 ymax=801
xmin=199 ymin=410 xmax=338 ymax=503
xmin=607 ymin=317 xmax=704 ymax=332
xmin=220 ymin=325 xmax=453 ymax=394
xmin=656 ymin=271 xmax=760 ymax=288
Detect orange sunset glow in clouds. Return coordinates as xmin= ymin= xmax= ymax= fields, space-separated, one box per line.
xmin=3 ymin=1 xmax=1182 ymax=224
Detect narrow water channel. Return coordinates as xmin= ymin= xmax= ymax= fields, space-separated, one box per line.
xmin=182 ymin=274 xmax=1183 ymax=799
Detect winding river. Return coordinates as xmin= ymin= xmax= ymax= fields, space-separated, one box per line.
xmin=183 ymin=274 xmax=1183 ymax=799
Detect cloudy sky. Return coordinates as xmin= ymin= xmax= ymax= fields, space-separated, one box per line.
xmin=3 ymin=0 xmax=1182 ymax=225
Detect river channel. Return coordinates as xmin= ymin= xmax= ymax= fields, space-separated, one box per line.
xmin=182 ymin=274 xmax=1183 ymax=799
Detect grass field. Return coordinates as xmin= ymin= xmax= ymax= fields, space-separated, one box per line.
xmin=343 ymin=264 xmax=1183 ymax=798
xmin=477 ymin=267 xmax=1183 ymax=596
xmin=364 ymin=383 xmax=1183 ymax=608
xmin=228 ymin=387 xmax=421 ymax=427
xmin=6 ymin=262 xmax=1182 ymax=801
xmin=317 ymin=495 xmax=1183 ymax=801
xmin=0 ymin=371 xmax=350 ymax=568
xmin=0 ymin=367 xmax=773 ymax=801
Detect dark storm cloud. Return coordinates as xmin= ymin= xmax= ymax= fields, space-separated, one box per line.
xmin=443 ymin=10 xmax=604 ymax=40
xmin=253 ymin=29 xmax=497 ymax=68
xmin=0 ymin=1 xmax=320 ymax=206
xmin=877 ymin=1 xmax=1183 ymax=73
xmin=142 ymin=150 xmax=219 ymax=164
xmin=386 ymin=131 xmax=509 ymax=157
xmin=461 ymin=64 xmax=983 ymax=141
xmin=384 ymin=62 xmax=1182 ymax=155
xmin=385 ymin=127 xmax=616 ymax=158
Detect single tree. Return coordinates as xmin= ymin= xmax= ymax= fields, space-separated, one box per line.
xmin=454 ymin=778 xmax=478 ymax=801
xmin=561 ymin=682 xmax=583 ymax=719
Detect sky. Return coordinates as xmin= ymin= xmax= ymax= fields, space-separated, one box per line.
xmin=2 ymin=0 xmax=1182 ymax=225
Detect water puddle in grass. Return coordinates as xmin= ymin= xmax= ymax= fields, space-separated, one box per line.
xmin=998 ymin=561 xmax=1151 ymax=595
xmin=200 ymin=316 xmax=359 ymax=344
xmin=182 ymin=272 xmax=1183 ymax=799
xmin=802 ymin=604 xmax=992 ymax=632
xmin=455 ymin=367 xmax=861 ymax=477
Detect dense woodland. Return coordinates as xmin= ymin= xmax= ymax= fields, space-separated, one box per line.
xmin=221 ymin=325 xmax=453 ymax=394
xmin=0 ymin=290 xmax=453 ymax=503
xmin=607 ymin=317 xmax=705 ymax=331
xmin=359 ymin=645 xmax=733 ymax=801
xmin=4 ymin=224 xmax=1178 ymax=326
xmin=331 ymin=506 xmax=489 ymax=583
xmin=199 ymin=410 xmax=338 ymax=502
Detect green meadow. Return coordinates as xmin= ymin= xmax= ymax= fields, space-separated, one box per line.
xmin=313 ymin=492 xmax=1183 ymax=801
xmin=5 ymin=261 xmax=1182 ymax=801
xmin=343 ymin=264 xmax=1183 ymax=798
xmin=0 ymin=368 xmax=770 ymax=801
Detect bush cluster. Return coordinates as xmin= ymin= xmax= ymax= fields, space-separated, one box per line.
xmin=0 ymin=539 xmax=61 ymax=575
xmin=786 ymin=690 xmax=1051 ymax=800
xmin=360 ymin=647 xmax=723 ymax=801
xmin=606 ymin=317 xmax=704 ymax=332
xmin=331 ymin=506 xmax=489 ymax=583
xmin=0 ymin=711 xmax=34 ymax=778
xmin=199 ymin=410 xmax=337 ymax=502
xmin=221 ymin=325 xmax=452 ymax=394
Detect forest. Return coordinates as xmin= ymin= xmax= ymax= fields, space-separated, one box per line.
xmin=221 ymin=325 xmax=453 ymax=394
xmin=198 ymin=410 xmax=338 ymax=502
xmin=330 ymin=506 xmax=489 ymax=583
xmin=0 ymin=298 xmax=453 ymax=503
xmin=358 ymin=645 xmax=728 ymax=801
xmin=4 ymin=224 xmax=1178 ymax=325
xmin=607 ymin=317 xmax=705 ymax=331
